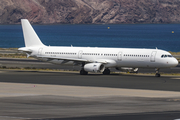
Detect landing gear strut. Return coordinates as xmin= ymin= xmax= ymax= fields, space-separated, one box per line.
xmin=80 ymin=62 xmax=88 ymax=75
xmin=155 ymin=68 xmax=160 ymax=77
xmin=80 ymin=69 xmax=88 ymax=75
xmin=103 ymin=68 xmax=110 ymax=75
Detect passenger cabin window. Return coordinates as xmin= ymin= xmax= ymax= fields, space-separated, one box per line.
xmin=124 ymin=54 xmax=150 ymax=57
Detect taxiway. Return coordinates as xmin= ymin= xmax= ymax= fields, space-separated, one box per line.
xmin=0 ymin=58 xmax=180 ymax=120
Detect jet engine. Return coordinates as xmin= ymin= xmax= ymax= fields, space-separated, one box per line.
xmin=84 ymin=63 xmax=105 ymax=73
xmin=116 ymin=67 xmax=138 ymax=73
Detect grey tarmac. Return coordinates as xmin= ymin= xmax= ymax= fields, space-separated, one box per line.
xmin=0 ymin=58 xmax=180 ymax=120
xmin=0 ymin=57 xmax=180 ymax=73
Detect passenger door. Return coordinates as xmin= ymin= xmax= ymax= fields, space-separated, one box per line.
xmin=78 ymin=50 xmax=83 ymax=59
xmin=117 ymin=51 xmax=122 ymax=61
xmin=38 ymin=48 xmax=43 ymax=56
xmin=150 ymin=51 xmax=156 ymax=62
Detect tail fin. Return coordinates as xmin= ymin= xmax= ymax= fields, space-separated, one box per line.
xmin=21 ymin=19 xmax=45 ymax=47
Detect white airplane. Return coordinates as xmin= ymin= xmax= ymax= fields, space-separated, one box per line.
xmin=18 ymin=19 xmax=178 ymax=77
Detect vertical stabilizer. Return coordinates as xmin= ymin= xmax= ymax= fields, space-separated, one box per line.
xmin=21 ymin=19 xmax=45 ymax=47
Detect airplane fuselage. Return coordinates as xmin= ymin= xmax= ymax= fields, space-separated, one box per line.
xmin=23 ymin=46 xmax=178 ymax=69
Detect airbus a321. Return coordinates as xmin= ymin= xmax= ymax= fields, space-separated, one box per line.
xmin=18 ymin=19 xmax=178 ymax=77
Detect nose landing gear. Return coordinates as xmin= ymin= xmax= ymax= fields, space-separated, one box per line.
xmin=155 ymin=68 xmax=160 ymax=77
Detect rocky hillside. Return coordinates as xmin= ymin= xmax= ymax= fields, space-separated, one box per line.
xmin=1 ymin=0 xmax=180 ymax=24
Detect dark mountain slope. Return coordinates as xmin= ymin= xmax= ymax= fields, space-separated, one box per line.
xmin=0 ymin=0 xmax=180 ymax=24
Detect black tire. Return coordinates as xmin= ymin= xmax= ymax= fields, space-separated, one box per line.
xmin=80 ymin=69 xmax=88 ymax=75
xmin=155 ymin=73 xmax=160 ymax=77
xmin=103 ymin=68 xmax=110 ymax=75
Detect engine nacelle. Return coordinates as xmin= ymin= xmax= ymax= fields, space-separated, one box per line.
xmin=116 ymin=67 xmax=138 ymax=73
xmin=84 ymin=63 xmax=105 ymax=73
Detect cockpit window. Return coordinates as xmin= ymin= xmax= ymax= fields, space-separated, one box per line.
xmin=161 ymin=54 xmax=173 ymax=58
xmin=168 ymin=55 xmax=172 ymax=57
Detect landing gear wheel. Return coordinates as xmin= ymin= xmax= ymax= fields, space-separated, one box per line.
xmin=155 ymin=73 xmax=160 ymax=77
xmin=155 ymin=68 xmax=160 ymax=77
xmin=80 ymin=69 xmax=88 ymax=75
xmin=103 ymin=68 xmax=110 ymax=75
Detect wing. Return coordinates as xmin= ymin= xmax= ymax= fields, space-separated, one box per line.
xmin=37 ymin=56 xmax=113 ymax=65
xmin=37 ymin=55 xmax=89 ymax=62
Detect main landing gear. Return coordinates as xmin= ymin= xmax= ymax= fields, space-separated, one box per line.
xmin=103 ymin=68 xmax=110 ymax=75
xmin=80 ymin=68 xmax=88 ymax=75
xmin=155 ymin=68 xmax=160 ymax=77
xmin=80 ymin=62 xmax=88 ymax=75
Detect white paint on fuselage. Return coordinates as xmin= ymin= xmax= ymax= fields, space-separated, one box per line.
xmin=28 ymin=46 xmax=178 ymax=69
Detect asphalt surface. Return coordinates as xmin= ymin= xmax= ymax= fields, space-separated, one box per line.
xmin=49 ymin=112 xmax=180 ymax=120
xmin=0 ymin=58 xmax=180 ymax=73
xmin=1 ymin=94 xmax=180 ymax=120
xmin=1 ymin=70 xmax=180 ymax=120
xmin=0 ymin=58 xmax=180 ymax=120
xmin=0 ymin=69 xmax=180 ymax=91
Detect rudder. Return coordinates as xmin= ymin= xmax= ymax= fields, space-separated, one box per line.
xmin=21 ymin=19 xmax=45 ymax=47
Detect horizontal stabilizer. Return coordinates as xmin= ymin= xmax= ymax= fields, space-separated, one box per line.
xmin=18 ymin=47 xmax=32 ymax=53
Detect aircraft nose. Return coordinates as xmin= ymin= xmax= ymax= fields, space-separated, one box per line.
xmin=171 ymin=58 xmax=179 ymax=67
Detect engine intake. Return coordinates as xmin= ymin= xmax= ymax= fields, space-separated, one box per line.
xmin=84 ymin=63 xmax=105 ymax=73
